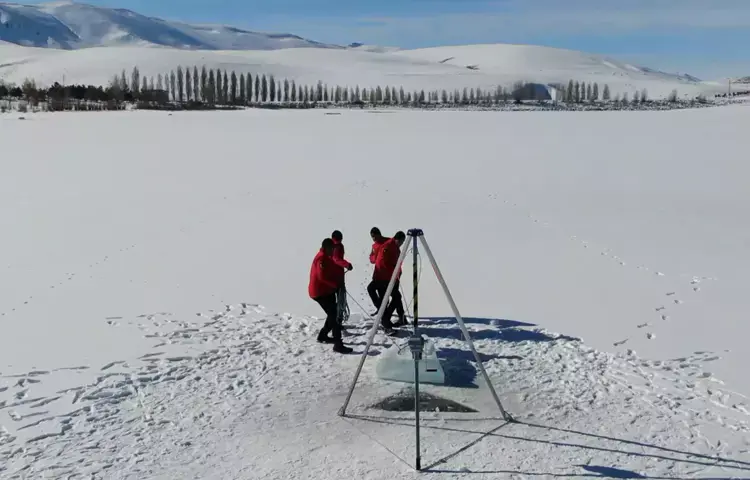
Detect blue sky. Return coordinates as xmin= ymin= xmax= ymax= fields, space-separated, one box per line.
xmin=31 ymin=0 xmax=750 ymax=78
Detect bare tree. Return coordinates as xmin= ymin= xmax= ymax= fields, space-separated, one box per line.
xmin=215 ymin=69 xmax=223 ymax=104
xmin=230 ymin=71 xmax=238 ymax=104
xmin=603 ymin=84 xmax=611 ymax=101
xmin=131 ymin=66 xmax=140 ymax=96
xmin=269 ymin=75 xmax=276 ymax=102
xmin=169 ymin=70 xmax=176 ymax=102
xmin=261 ymin=75 xmax=268 ymax=102
xmin=208 ymin=69 xmax=216 ymax=104
xmin=592 ymin=83 xmax=599 ymax=101
xmin=201 ymin=66 xmax=208 ymax=102
xmin=193 ymin=66 xmax=200 ymax=102
xmin=176 ymin=66 xmax=184 ymax=102
xmin=222 ymin=71 xmax=229 ymax=104
xmin=119 ymin=70 xmax=128 ymax=93
xmin=246 ymin=73 xmax=253 ymax=104
xmin=239 ymin=73 xmax=246 ymax=104
xmin=185 ymin=67 xmax=192 ymax=102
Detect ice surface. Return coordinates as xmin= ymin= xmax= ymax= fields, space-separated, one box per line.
xmin=1 ymin=106 xmax=749 ymax=478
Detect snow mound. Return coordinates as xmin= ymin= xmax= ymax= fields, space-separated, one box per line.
xmin=0 ymin=1 xmax=338 ymax=50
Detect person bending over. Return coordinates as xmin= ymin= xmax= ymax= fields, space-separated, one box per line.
xmin=374 ymin=231 xmax=408 ymax=333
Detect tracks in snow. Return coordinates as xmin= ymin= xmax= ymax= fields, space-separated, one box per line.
xmin=486 ymin=193 xmax=718 ymax=347
xmin=1 ymin=298 xmax=748 ymax=478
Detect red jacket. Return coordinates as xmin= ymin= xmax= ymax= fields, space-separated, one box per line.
xmin=374 ymin=237 xmax=402 ymax=282
xmin=330 ymin=239 xmax=352 ymax=287
xmin=309 ymin=249 xmax=340 ymax=298
xmin=369 ymin=237 xmax=388 ymax=264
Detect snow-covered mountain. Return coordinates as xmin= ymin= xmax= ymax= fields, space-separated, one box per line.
xmin=0 ymin=1 xmax=732 ymax=99
xmin=0 ymin=1 xmax=339 ymax=50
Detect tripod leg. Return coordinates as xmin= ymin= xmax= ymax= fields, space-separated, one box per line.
xmin=417 ymin=235 xmax=514 ymax=422
xmin=339 ymin=240 xmax=412 ymax=416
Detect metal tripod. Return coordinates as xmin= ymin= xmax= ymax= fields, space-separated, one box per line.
xmin=338 ymin=228 xmax=514 ymax=470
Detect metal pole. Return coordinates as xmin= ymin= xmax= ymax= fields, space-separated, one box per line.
xmin=408 ymin=229 xmax=422 ymax=470
xmin=417 ymin=235 xmax=514 ymax=422
xmin=339 ymin=236 xmax=411 ymax=416
xmin=411 ymin=230 xmax=420 ymax=334
xmin=414 ymin=351 xmax=421 ymax=471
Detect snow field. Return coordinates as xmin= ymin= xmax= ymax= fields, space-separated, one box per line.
xmin=1 ymin=107 xmax=750 ymax=478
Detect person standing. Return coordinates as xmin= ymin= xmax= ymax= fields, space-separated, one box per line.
xmin=330 ymin=230 xmax=353 ymax=326
xmin=374 ymin=231 xmax=408 ymax=333
xmin=367 ymin=227 xmax=389 ymax=311
xmin=309 ymin=238 xmax=353 ymax=354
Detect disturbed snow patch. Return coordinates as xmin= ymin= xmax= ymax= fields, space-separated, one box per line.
xmin=1 ymin=305 xmax=749 ymax=479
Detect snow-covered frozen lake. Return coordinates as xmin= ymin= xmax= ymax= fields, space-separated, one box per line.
xmin=1 ymin=106 xmax=749 ymax=478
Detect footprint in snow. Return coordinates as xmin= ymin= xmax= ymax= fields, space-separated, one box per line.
xmin=614 ymin=339 xmax=629 ymax=347
xmin=647 ymin=333 xmax=656 ymax=340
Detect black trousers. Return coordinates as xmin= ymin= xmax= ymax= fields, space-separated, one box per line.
xmin=314 ymin=293 xmax=342 ymax=342
xmin=367 ymin=279 xmax=385 ymax=310
xmin=368 ymin=279 xmax=405 ymax=328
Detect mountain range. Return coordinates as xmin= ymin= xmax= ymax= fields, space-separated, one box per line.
xmin=0 ymin=1 xmax=339 ymax=50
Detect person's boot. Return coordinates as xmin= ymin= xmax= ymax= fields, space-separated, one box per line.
xmin=393 ymin=316 xmax=409 ymax=327
xmin=317 ymin=331 xmax=335 ymax=344
xmin=333 ymin=342 xmax=353 ymax=354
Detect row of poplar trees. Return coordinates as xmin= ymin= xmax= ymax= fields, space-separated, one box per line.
xmin=114 ymin=65 xmax=635 ymax=107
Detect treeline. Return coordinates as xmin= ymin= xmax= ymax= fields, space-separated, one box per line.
xmin=110 ymin=66 xmax=554 ymax=108
xmin=715 ymin=89 xmax=750 ymax=99
xmin=1 ymin=64 xmax=704 ymax=113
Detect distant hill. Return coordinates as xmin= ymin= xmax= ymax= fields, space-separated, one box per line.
xmin=0 ymin=1 xmax=340 ymax=50
xmin=0 ymin=41 xmax=726 ymax=100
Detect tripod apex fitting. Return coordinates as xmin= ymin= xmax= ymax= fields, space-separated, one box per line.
xmin=407 ymin=228 xmax=424 ymax=237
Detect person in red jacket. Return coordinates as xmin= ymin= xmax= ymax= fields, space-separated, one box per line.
xmin=309 ymin=238 xmax=353 ymax=354
xmin=367 ymin=227 xmax=389 ymax=310
xmin=374 ymin=231 xmax=407 ymax=332
xmin=331 ymin=230 xmax=353 ymax=326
